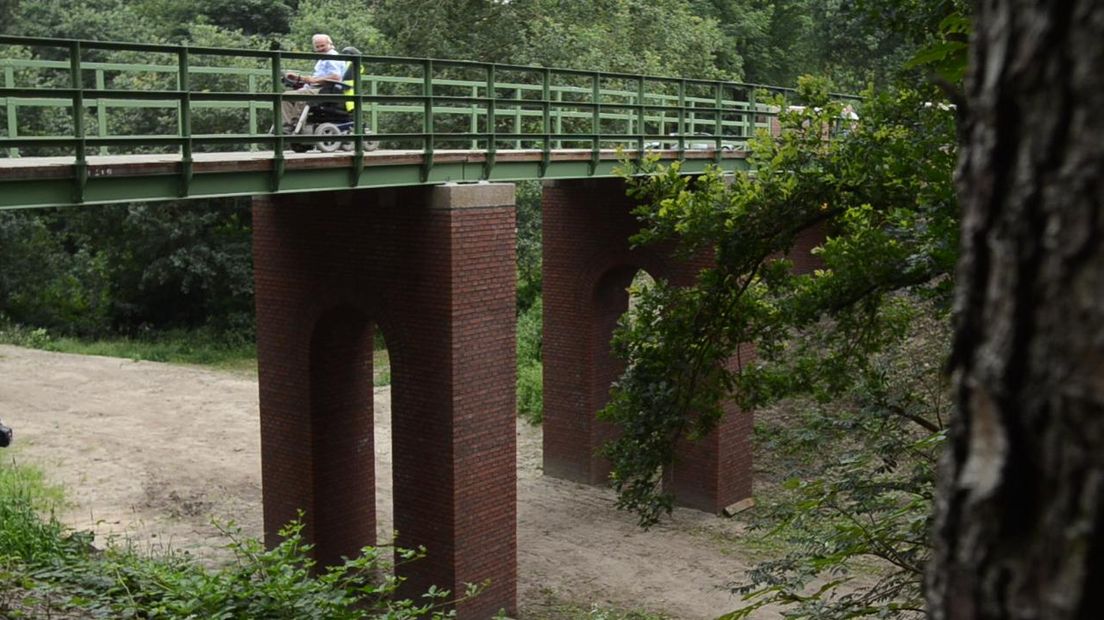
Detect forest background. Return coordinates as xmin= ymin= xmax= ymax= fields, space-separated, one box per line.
xmin=0 ymin=0 xmax=946 ymax=347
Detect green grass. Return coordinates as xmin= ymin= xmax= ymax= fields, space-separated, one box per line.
xmin=0 ymin=454 xmax=65 ymax=513
xmin=45 ymin=334 xmax=258 ymax=372
xmin=374 ymin=347 xmax=391 ymax=386
xmin=0 ymin=322 xmax=395 ymax=385
xmin=0 ymin=322 xmax=257 ymax=372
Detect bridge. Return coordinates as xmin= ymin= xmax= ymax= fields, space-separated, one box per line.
xmin=0 ymin=36 xmax=840 ymax=618
xmin=0 ymin=35 xmax=807 ymax=208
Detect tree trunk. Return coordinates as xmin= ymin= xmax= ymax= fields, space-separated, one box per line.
xmin=929 ymin=1 xmax=1104 ymax=618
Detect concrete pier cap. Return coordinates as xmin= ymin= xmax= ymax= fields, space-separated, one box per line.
xmin=432 ymin=182 xmax=515 ymax=210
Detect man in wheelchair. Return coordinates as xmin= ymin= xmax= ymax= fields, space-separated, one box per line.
xmin=281 ymin=40 xmax=378 ymax=153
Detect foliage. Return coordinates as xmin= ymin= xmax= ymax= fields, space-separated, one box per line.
xmin=135 ymin=0 xmax=296 ymax=39
xmin=373 ymin=0 xmax=728 ymax=79
xmin=514 ymin=0 xmax=729 ymax=79
xmin=0 ymin=319 xmax=258 ymax=371
xmin=516 ymin=180 xmax=543 ymax=314
xmin=6 ymin=0 xmax=157 ymax=43
xmin=600 ymin=76 xmax=957 ymax=615
xmin=0 ymin=0 xmax=929 ymax=344
xmin=0 ymin=200 xmax=254 ymax=338
xmin=517 ymin=297 xmax=543 ymax=424
xmin=515 ymin=180 xmax=544 ymax=423
xmin=727 ymin=309 xmax=948 ymax=619
xmin=283 ymin=0 xmax=389 ymax=56
xmin=904 ymin=10 xmax=971 ymax=85
xmin=0 ymin=458 xmax=476 ymax=619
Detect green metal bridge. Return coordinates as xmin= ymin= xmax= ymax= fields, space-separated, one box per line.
xmin=0 ymin=36 xmax=852 ymax=209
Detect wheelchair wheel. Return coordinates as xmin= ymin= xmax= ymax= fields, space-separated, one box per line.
xmin=315 ymin=123 xmax=343 ymax=153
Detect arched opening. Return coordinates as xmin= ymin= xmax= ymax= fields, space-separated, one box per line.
xmin=626 ymin=269 xmax=656 ymax=316
xmin=369 ymin=328 xmax=395 ymax=547
xmin=586 ymin=266 xmax=656 ymax=477
xmin=308 ymin=306 xmax=376 ymax=567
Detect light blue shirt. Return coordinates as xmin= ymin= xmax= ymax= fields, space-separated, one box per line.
xmin=312 ymin=50 xmax=345 ymax=81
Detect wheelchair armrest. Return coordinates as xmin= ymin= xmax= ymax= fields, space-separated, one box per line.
xmin=317 ymin=78 xmax=350 ymax=94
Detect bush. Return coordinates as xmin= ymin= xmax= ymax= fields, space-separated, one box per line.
xmin=516 ymin=297 xmax=543 ymax=424
xmin=517 ymin=360 xmax=543 ymax=425
xmin=0 ymin=458 xmax=476 ymax=619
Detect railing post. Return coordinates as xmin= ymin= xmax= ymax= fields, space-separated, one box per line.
xmin=95 ymin=69 xmax=107 ymax=156
xmin=470 ymin=84 xmax=479 ymax=150
xmin=369 ymin=78 xmax=378 ymax=135
xmin=540 ymin=68 xmax=550 ymax=176
xmin=248 ymin=74 xmax=258 ymax=151
xmin=4 ymin=64 xmax=18 ymax=158
xmin=747 ymin=88 xmax=756 ymax=140
xmin=677 ymin=79 xmax=686 ymax=156
xmin=421 ymin=58 xmax=434 ymax=182
xmin=177 ymin=46 xmax=193 ymax=197
xmin=69 ymin=41 xmax=87 ymax=203
xmin=637 ymin=76 xmax=645 ymax=159
xmin=350 ymin=54 xmax=363 ymax=188
xmin=714 ymin=82 xmax=723 ymax=163
xmin=590 ymin=72 xmax=600 ymax=174
xmin=271 ymin=52 xmax=285 ymax=192
xmin=554 ymin=88 xmax=563 ymax=150
xmin=484 ymin=63 xmax=496 ymax=179
xmin=513 ymin=86 xmax=522 ymax=150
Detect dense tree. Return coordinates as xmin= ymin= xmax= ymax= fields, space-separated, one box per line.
xmin=136 ymin=0 xmax=297 ymax=38
xmin=929 ymin=0 xmax=1104 ymax=617
xmin=283 ymin=0 xmax=387 ymax=55
xmin=0 ymin=201 xmax=253 ymax=337
xmin=371 ymin=0 xmax=729 ymax=79
xmin=515 ymin=0 xmax=728 ymax=78
xmin=6 ymin=0 xmax=156 ymax=45
xmin=371 ymin=0 xmax=526 ymax=62
xmin=599 ymin=72 xmax=958 ymax=620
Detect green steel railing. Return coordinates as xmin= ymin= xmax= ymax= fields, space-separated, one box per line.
xmin=0 ymin=36 xmax=799 ymax=153
xmin=0 ymin=36 xmax=860 ymax=203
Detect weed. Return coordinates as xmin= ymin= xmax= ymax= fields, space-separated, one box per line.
xmin=0 ymin=458 xmax=474 ymax=619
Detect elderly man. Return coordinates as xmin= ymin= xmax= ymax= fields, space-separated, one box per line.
xmin=280 ymin=33 xmax=346 ymax=131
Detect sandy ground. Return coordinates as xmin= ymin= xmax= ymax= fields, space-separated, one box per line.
xmin=0 ymin=344 xmax=777 ymax=619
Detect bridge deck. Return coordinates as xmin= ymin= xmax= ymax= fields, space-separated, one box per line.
xmin=0 ymin=148 xmax=748 ymax=208
xmin=0 ymin=148 xmax=742 ymax=176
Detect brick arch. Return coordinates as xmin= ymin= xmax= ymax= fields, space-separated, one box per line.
xmin=253 ymin=184 xmax=518 ymax=618
xmin=542 ymin=178 xmax=827 ymax=515
xmin=542 ymin=179 xmax=710 ymax=486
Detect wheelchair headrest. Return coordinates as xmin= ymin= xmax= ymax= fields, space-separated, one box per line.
xmin=340 ymin=47 xmax=361 ymax=81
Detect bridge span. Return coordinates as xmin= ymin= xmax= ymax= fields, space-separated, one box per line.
xmin=0 ymin=147 xmax=747 ymax=208
xmin=0 ymin=35 xmax=839 ymax=618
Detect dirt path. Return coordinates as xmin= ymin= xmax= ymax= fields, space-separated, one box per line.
xmin=0 ymin=345 xmax=776 ymax=619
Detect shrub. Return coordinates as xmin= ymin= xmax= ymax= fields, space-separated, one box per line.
xmin=517 ymin=297 xmax=543 ymax=424
xmin=0 ymin=457 xmax=476 ymax=619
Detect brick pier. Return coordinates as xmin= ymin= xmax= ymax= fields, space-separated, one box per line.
xmin=253 ymin=184 xmax=517 ymax=618
xmin=540 ymin=178 xmax=753 ymax=512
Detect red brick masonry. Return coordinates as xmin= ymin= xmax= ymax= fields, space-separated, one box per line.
xmin=542 ymin=178 xmax=825 ymax=514
xmin=253 ymin=184 xmax=517 ymax=618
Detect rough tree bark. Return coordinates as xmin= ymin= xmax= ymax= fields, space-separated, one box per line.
xmin=929 ymin=1 xmax=1104 ymax=618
